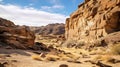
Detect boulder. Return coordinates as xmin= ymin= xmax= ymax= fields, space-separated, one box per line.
xmin=59 ymin=64 xmax=68 ymax=67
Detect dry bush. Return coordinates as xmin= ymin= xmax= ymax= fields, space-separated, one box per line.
xmin=93 ymin=40 xmax=102 ymax=46
xmin=60 ymin=56 xmax=71 ymax=61
xmin=31 ymin=55 xmax=43 ymax=61
xmin=90 ymin=47 xmax=107 ymax=55
xmin=62 ymin=39 xmax=76 ymax=48
xmin=63 ymin=39 xmax=85 ymax=48
xmin=76 ymin=40 xmax=85 ymax=48
xmin=100 ymin=55 xmax=112 ymax=61
xmin=109 ymin=43 xmax=120 ymax=55
xmin=45 ymin=54 xmax=60 ymax=61
xmin=93 ymin=55 xmax=112 ymax=62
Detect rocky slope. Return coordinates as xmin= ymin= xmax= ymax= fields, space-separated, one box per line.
xmin=65 ymin=0 xmax=120 ymax=46
xmin=30 ymin=23 xmax=65 ymax=35
xmin=0 ymin=18 xmax=35 ymax=49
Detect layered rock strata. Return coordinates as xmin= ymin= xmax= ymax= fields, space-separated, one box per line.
xmin=65 ymin=0 xmax=120 ymax=45
xmin=0 ymin=18 xmax=35 ymax=49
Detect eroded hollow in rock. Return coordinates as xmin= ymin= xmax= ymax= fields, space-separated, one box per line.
xmin=105 ymin=11 xmax=120 ymax=34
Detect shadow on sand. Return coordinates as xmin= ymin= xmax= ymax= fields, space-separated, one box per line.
xmin=0 ymin=48 xmax=31 ymax=56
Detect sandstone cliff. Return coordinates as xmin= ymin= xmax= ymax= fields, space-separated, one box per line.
xmin=0 ymin=18 xmax=35 ymax=49
xmin=65 ymin=0 xmax=120 ymax=45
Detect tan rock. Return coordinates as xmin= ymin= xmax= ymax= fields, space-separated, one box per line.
xmin=65 ymin=0 xmax=120 ymax=46
xmin=0 ymin=18 xmax=35 ymax=49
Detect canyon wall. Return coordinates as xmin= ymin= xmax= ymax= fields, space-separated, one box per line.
xmin=0 ymin=18 xmax=35 ymax=49
xmin=65 ymin=0 xmax=120 ymax=44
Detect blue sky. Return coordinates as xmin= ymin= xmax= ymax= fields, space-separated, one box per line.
xmin=0 ymin=0 xmax=84 ymax=26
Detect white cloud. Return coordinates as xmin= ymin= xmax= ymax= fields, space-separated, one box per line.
xmin=41 ymin=5 xmax=64 ymax=9
xmin=0 ymin=4 xmax=67 ymax=26
xmin=49 ymin=0 xmax=60 ymax=5
xmin=41 ymin=5 xmax=64 ymax=12
xmin=52 ymin=5 xmax=64 ymax=9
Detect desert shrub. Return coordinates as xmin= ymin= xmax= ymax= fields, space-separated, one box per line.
xmin=93 ymin=39 xmax=102 ymax=47
xmin=62 ymin=39 xmax=76 ymax=48
xmin=31 ymin=55 xmax=43 ymax=61
xmin=76 ymin=40 xmax=85 ymax=48
xmin=93 ymin=55 xmax=112 ymax=62
xmin=110 ymin=43 xmax=120 ymax=55
xmin=93 ymin=55 xmax=102 ymax=61
xmin=45 ymin=54 xmax=60 ymax=61
xmin=62 ymin=39 xmax=86 ymax=48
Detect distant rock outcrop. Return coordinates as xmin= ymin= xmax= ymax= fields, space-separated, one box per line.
xmin=65 ymin=0 xmax=120 ymax=45
xmin=0 ymin=18 xmax=35 ymax=49
xmin=30 ymin=23 xmax=65 ymax=35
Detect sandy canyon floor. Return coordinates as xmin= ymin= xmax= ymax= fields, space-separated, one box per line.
xmin=0 ymin=46 xmax=120 ymax=67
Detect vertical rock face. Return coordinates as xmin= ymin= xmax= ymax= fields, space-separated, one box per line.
xmin=65 ymin=0 xmax=120 ymax=44
xmin=0 ymin=18 xmax=35 ymax=49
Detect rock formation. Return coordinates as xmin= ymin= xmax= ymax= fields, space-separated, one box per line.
xmin=65 ymin=0 xmax=120 ymax=45
xmin=0 ymin=18 xmax=35 ymax=49
xmin=30 ymin=23 xmax=65 ymax=35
